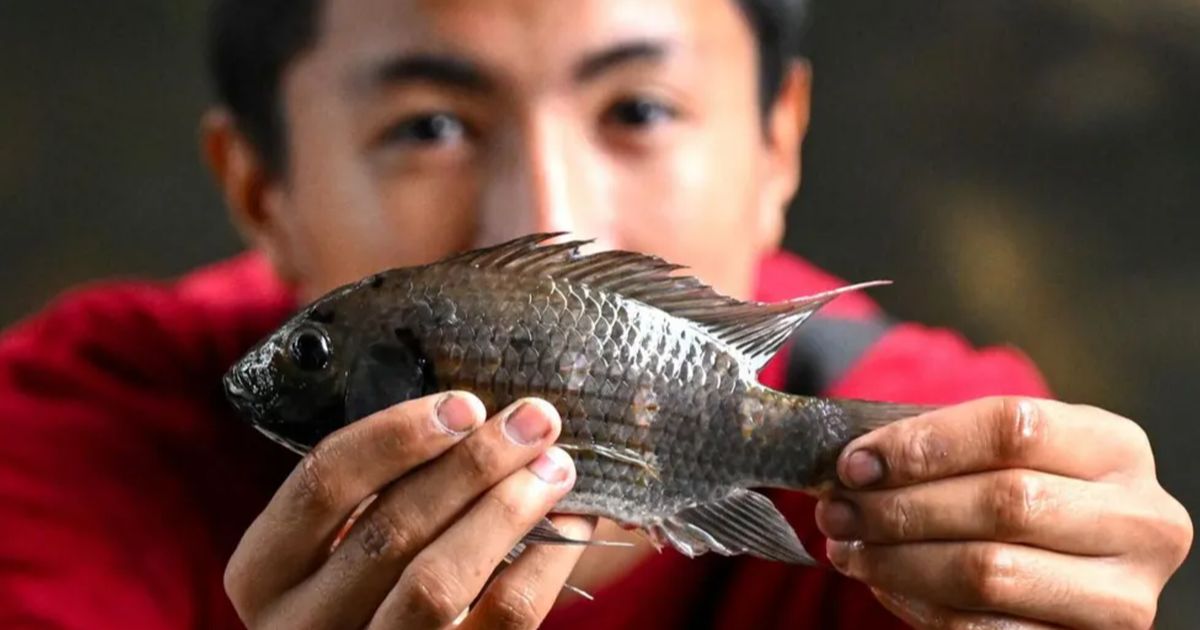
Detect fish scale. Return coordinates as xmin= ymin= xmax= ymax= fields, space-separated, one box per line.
xmin=224 ymin=233 xmax=935 ymax=565
xmin=410 ymin=267 xmax=731 ymax=522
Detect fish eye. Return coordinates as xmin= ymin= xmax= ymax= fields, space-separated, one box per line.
xmin=288 ymin=326 xmax=332 ymax=371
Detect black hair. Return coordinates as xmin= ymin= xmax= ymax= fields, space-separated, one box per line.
xmin=207 ymin=0 xmax=809 ymax=174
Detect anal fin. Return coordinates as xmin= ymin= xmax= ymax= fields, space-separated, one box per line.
xmin=657 ymin=488 xmax=815 ymax=565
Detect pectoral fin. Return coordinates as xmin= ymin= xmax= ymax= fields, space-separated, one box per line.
xmin=558 ymin=443 xmax=660 ymax=480
xmin=523 ymin=517 xmax=633 ymax=547
xmin=654 ymin=488 xmax=815 ymax=565
xmin=504 ymin=538 xmax=596 ymax=601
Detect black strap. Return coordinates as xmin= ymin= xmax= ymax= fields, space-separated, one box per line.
xmin=784 ymin=315 xmax=894 ymax=396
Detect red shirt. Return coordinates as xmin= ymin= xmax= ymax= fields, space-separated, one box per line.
xmin=0 ymin=252 xmax=1049 ymax=629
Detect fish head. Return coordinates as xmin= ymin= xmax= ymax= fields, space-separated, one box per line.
xmin=223 ymin=287 xmax=361 ymax=454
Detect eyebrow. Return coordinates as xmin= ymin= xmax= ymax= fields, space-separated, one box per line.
xmin=354 ymin=39 xmax=670 ymax=95
xmin=573 ymin=40 xmax=670 ymax=83
xmin=361 ymin=53 xmax=495 ymax=93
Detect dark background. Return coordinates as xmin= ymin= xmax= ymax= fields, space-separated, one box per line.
xmin=2 ymin=1 xmax=1196 ymax=626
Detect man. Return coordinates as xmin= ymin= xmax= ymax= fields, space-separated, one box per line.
xmin=0 ymin=0 xmax=1190 ymax=628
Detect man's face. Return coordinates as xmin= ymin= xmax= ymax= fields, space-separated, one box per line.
xmin=216 ymin=0 xmax=808 ymax=302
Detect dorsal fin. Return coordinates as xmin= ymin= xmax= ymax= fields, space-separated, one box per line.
xmin=439 ymin=233 xmax=889 ymax=370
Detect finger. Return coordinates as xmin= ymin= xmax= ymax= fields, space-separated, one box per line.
xmin=368 ymin=447 xmax=577 ymax=629
xmin=827 ymin=540 xmax=1157 ymax=629
xmin=275 ymin=398 xmax=561 ymax=629
xmin=817 ymin=469 xmax=1163 ymax=556
xmin=837 ymin=397 xmax=1153 ymax=490
xmin=871 ymin=588 xmax=1063 ymax=629
xmin=225 ymin=392 xmax=486 ymax=613
xmin=460 ymin=514 xmax=598 ymax=630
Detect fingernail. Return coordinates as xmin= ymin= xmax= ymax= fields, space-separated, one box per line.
xmin=435 ymin=393 xmax=481 ymax=434
xmin=818 ymin=499 xmax=859 ymax=539
xmin=528 ymin=447 xmax=572 ymax=484
xmin=825 ymin=539 xmax=862 ymax=573
xmin=843 ymin=449 xmax=884 ymax=488
xmin=503 ymin=401 xmax=553 ymax=445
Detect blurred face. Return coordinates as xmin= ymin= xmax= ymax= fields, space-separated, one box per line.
xmin=209 ymin=0 xmax=809 ymax=303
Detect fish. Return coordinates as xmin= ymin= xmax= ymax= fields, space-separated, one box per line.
xmin=223 ymin=233 xmax=932 ymax=568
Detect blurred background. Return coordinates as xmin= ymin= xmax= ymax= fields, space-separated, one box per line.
xmin=1 ymin=0 xmax=1196 ymax=625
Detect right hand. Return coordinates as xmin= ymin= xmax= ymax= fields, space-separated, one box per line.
xmin=224 ymin=392 xmax=590 ymax=629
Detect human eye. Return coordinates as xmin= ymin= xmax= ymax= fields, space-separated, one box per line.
xmin=378 ymin=111 xmax=469 ymax=147
xmin=602 ymin=95 xmax=679 ymax=130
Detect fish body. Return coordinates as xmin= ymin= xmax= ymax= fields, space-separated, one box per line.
xmin=225 ymin=234 xmax=927 ymax=564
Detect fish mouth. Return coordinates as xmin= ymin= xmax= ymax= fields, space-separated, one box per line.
xmin=223 ymin=366 xmax=279 ymax=416
xmin=223 ymin=369 xmax=257 ymax=412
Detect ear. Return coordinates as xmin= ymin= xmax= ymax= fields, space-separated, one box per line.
xmin=755 ymin=60 xmax=812 ymax=251
xmin=200 ymin=107 xmax=300 ymax=284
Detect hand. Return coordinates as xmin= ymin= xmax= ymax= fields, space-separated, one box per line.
xmin=224 ymin=392 xmax=591 ymax=629
xmin=815 ymin=397 xmax=1193 ymax=629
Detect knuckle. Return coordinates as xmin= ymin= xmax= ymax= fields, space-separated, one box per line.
xmin=292 ymin=446 xmax=339 ymax=513
xmin=899 ymin=424 xmax=943 ymax=481
xmin=1116 ymin=604 xmax=1157 ymax=630
xmin=397 ymin=561 xmax=468 ymax=626
xmin=372 ymin=407 xmax=419 ymax=454
xmin=1121 ymin=419 xmax=1154 ymax=457
xmin=483 ymin=483 xmax=538 ymax=524
xmin=1154 ymin=493 xmax=1194 ymax=567
xmin=880 ymin=493 xmax=920 ymax=540
xmin=963 ymin=545 xmax=1015 ymax=608
xmin=221 ymin=563 xmax=252 ymax=618
xmin=1106 ymin=590 xmax=1158 ymax=630
xmin=1129 ymin=603 xmax=1158 ymax=630
xmin=476 ymin=582 xmax=542 ymax=630
xmin=992 ymin=471 xmax=1042 ymax=539
xmin=355 ymin=508 xmax=418 ymax=562
xmin=993 ymin=397 xmax=1045 ymax=464
xmin=459 ymin=433 xmax=507 ymax=482
xmin=1172 ymin=503 xmax=1195 ymax=559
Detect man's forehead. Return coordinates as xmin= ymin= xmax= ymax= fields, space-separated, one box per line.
xmin=313 ymin=0 xmax=746 ymax=84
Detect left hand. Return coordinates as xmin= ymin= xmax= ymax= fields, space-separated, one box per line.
xmin=815 ymin=397 xmax=1193 ymax=629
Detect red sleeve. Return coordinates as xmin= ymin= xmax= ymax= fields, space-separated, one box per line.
xmin=829 ymin=322 xmax=1052 ymax=403
xmin=0 ymin=282 xmax=283 ymax=630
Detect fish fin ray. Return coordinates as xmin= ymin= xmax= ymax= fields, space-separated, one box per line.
xmin=523 ymin=517 xmax=634 ymax=547
xmin=558 ymin=443 xmax=660 ymax=481
xmin=659 ymin=489 xmax=815 ymax=564
xmin=442 ymin=232 xmax=569 ymax=267
xmin=436 ymin=234 xmax=887 ymax=370
xmin=502 ymin=541 xmax=594 ymax=600
xmin=704 ymin=281 xmax=891 ymax=372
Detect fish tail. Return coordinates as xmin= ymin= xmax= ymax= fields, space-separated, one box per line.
xmin=741 ymin=388 xmax=938 ymax=488
xmin=833 ymin=398 xmax=937 ymax=439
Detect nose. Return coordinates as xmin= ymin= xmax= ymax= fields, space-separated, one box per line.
xmin=476 ymin=113 xmax=608 ymax=243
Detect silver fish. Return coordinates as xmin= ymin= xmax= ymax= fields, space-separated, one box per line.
xmin=224 ymin=233 xmax=930 ymax=565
